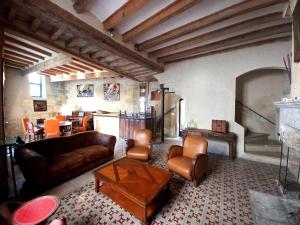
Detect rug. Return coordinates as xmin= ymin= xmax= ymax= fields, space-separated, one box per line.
xmin=47 ymin=143 xmax=280 ymax=225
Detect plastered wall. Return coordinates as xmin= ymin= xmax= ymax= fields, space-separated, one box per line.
xmin=155 ymin=41 xmax=292 ymax=157
xmin=236 ymin=69 xmax=290 ymax=139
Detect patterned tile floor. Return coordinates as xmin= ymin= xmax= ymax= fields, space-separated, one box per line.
xmin=46 ymin=143 xmax=281 ymax=225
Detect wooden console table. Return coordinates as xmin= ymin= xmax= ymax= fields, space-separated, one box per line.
xmin=184 ymin=128 xmax=237 ymax=160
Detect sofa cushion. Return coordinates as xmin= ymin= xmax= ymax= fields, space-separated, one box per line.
xmin=167 ymin=156 xmax=193 ymax=180
xmin=74 ymin=145 xmax=110 ymax=162
xmin=48 ymin=152 xmax=86 ymax=177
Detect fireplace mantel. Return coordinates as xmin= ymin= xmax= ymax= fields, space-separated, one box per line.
xmin=274 ymin=101 xmax=300 ymax=135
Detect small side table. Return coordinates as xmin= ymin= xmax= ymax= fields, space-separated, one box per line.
xmin=12 ymin=195 xmax=60 ymax=225
xmin=0 ymin=139 xmax=19 ymax=198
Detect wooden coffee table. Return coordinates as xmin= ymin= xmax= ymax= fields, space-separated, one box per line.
xmin=94 ymin=157 xmax=172 ymax=225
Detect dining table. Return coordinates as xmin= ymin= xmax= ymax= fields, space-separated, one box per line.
xmin=36 ymin=121 xmax=73 ymax=136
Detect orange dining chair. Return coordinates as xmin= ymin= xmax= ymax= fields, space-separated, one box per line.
xmin=78 ymin=116 xmax=89 ymax=132
xmin=27 ymin=122 xmax=44 ymax=141
xmin=21 ymin=117 xmax=29 ymax=140
xmin=55 ymin=115 xmax=66 ymax=122
xmin=44 ymin=119 xmax=60 ymax=138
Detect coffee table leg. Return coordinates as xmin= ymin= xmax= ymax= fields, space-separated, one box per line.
xmin=95 ymin=178 xmax=100 ymax=192
xmin=142 ymin=205 xmax=148 ymax=225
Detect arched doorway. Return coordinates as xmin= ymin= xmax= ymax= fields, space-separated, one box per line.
xmin=235 ymin=68 xmax=290 ymax=157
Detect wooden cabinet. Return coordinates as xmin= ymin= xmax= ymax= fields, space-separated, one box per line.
xmin=119 ymin=117 xmax=155 ymax=139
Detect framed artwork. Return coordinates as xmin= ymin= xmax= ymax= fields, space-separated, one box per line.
xmin=77 ymin=84 xmax=94 ymax=97
xmin=104 ymin=83 xmax=120 ymax=101
xmin=33 ymin=100 xmax=47 ymax=112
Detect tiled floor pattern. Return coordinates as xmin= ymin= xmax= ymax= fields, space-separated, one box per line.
xmin=46 ymin=143 xmax=280 ymax=225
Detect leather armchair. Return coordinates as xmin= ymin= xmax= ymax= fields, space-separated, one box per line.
xmin=167 ymin=135 xmax=208 ymax=187
xmin=126 ymin=129 xmax=152 ymax=161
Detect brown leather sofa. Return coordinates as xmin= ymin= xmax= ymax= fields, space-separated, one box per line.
xmin=15 ymin=131 xmax=116 ymax=195
xmin=126 ymin=129 xmax=152 ymax=161
xmin=167 ymin=135 xmax=208 ymax=187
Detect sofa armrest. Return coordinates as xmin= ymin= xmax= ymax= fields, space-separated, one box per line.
xmin=96 ymin=133 xmax=117 ymax=154
xmin=14 ymin=148 xmax=48 ymax=188
xmin=167 ymin=145 xmax=183 ymax=160
xmin=192 ymin=153 xmax=208 ymax=180
xmin=125 ymin=139 xmax=135 ymax=154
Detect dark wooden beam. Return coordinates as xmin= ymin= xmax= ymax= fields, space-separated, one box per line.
xmin=5 ymin=59 xmax=28 ymax=67
xmin=166 ymin=35 xmax=291 ymax=63
xmin=50 ymin=25 xmax=66 ymax=41
xmin=62 ymin=64 xmax=85 ymax=73
xmin=123 ymin=0 xmax=200 ymax=42
xmin=3 ymin=49 xmax=39 ymax=62
xmin=30 ymin=18 xmax=41 ymax=32
xmin=4 ymin=35 xmax=52 ymax=56
xmin=3 ymin=54 xmax=34 ymax=65
xmin=66 ymin=37 xmax=81 ymax=48
xmin=22 ymin=0 xmax=163 ymax=72
xmin=0 ymin=26 xmax=4 ymax=139
xmin=149 ymin=12 xmax=286 ymax=57
xmin=69 ymin=61 xmax=94 ymax=72
xmin=158 ymin=24 xmax=292 ymax=63
xmin=5 ymin=63 xmax=25 ymax=70
xmin=8 ymin=8 xmax=16 ymax=21
xmin=103 ymin=0 xmax=148 ymax=30
xmin=73 ymin=0 xmax=91 ymax=13
xmin=4 ymin=43 xmax=45 ymax=60
xmin=138 ymin=0 xmax=286 ymax=50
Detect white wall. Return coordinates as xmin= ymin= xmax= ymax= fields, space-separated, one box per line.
xmin=236 ymin=69 xmax=290 ymax=139
xmin=155 ymin=41 xmax=291 ymax=157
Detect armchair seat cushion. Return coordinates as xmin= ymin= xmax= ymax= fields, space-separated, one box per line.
xmin=74 ymin=145 xmax=109 ymax=162
xmin=167 ymin=156 xmax=193 ymax=180
xmin=127 ymin=146 xmax=149 ymax=161
xmin=48 ymin=152 xmax=86 ymax=177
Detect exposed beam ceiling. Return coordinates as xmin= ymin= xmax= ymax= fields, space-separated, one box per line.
xmin=72 ymin=0 xmax=91 ymax=13
xmin=103 ymin=0 xmax=148 ymax=31
xmin=158 ymin=24 xmax=292 ymax=63
xmin=149 ymin=12 xmax=288 ymax=58
xmin=137 ymin=0 xmax=286 ymax=51
xmin=122 ymin=0 xmax=201 ymax=42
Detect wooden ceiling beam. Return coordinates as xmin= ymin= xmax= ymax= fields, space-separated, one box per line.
xmin=30 ymin=18 xmax=42 ymax=32
xmin=66 ymin=37 xmax=81 ymax=48
xmin=4 ymin=54 xmax=34 ymax=65
xmin=50 ymin=25 xmax=66 ymax=41
xmin=3 ymin=49 xmax=39 ymax=62
xmin=0 ymin=16 xmax=140 ymax=81
xmin=69 ymin=61 xmax=94 ymax=72
xmin=167 ymin=35 xmax=291 ymax=63
xmin=62 ymin=64 xmax=85 ymax=73
xmin=123 ymin=0 xmax=200 ymax=42
xmin=149 ymin=12 xmax=286 ymax=57
xmin=8 ymin=8 xmax=16 ymax=21
xmin=55 ymin=66 xmax=73 ymax=73
xmin=103 ymin=0 xmax=148 ymax=30
xmin=21 ymin=0 xmax=163 ymax=72
xmin=5 ymin=62 xmax=25 ymax=70
xmin=50 ymin=67 xmax=69 ymax=74
xmin=72 ymin=59 xmax=102 ymax=70
xmin=4 ymin=43 xmax=45 ymax=60
xmin=80 ymin=45 xmax=98 ymax=54
xmin=4 ymin=35 xmax=52 ymax=56
xmin=5 ymin=59 xmax=28 ymax=67
xmin=159 ymin=24 xmax=292 ymax=63
xmin=40 ymin=70 xmax=56 ymax=76
xmin=72 ymin=0 xmax=91 ymax=13
xmin=138 ymin=0 xmax=286 ymax=50
xmin=23 ymin=54 xmax=72 ymax=75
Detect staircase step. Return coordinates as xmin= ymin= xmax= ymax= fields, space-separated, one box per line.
xmin=245 ymin=142 xmax=281 ymax=158
xmin=245 ymin=132 xmax=270 ymax=144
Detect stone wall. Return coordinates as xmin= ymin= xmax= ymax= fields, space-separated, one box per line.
xmin=61 ymin=78 xmax=140 ymax=115
xmin=4 ymin=67 xmax=66 ymax=139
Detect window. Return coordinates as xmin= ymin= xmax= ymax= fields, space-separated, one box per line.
xmin=28 ymin=73 xmax=46 ymax=98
